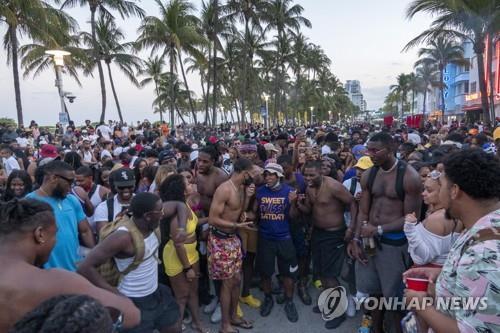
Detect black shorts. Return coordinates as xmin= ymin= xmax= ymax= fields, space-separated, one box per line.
xmin=124 ymin=284 xmax=180 ymax=333
xmin=257 ymin=237 xmax=298 ymax=279
xmin=311 ymin=227 xmax=346 ymax=279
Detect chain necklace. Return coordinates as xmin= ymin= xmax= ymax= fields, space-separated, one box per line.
xmin=38 ymin=187 xmax=63 ymax=210
xmin=380 ymin=159 xmax=398 ymax=173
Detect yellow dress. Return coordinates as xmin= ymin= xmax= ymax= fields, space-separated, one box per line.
xmin=163 ymin=205 xmax=199 ymax=277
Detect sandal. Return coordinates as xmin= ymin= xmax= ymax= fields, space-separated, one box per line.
xmin=192 ymin=323 xmax=212 ymax=333
xmin=230 ymin=318 xmax=253 ymax=330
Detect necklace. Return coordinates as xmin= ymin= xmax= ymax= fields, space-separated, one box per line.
xmin=229 ymin=179 xmax=244 ymax=205
xmin=380 ymin=160 xmax=398 ymax=173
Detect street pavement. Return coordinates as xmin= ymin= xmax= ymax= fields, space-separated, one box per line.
xmin=188 ymin=286 xmax=362 ymax=333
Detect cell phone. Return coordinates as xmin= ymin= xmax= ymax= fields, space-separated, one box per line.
xmin=401 ymin=312 xmax=419 ymax=333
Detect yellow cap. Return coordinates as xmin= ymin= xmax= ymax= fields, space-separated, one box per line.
xmin=354 ymin=156 xmax=374 ymax=170
xmin=494 ymin=127 xmax=500 ymax=141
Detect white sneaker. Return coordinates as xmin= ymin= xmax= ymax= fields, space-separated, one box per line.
xmin=204 ymin=298 xmax=218 ymax=314
xmin=210 ymin=304 xmax=222 ymax=323
xmin=346 ymin=295 xmax=356 ymax=317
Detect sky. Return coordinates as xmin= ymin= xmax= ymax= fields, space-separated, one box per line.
xmin=0 ymin=0 xmax=434 ymax=125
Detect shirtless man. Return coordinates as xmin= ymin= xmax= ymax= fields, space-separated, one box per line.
xmin=0 ymin=198 xmax=140 ymax=332
xmin=196 ymin=146 xmax=228 ymax=215
xmin=297 ymin=160 xmax=357 ymax=329
xmin=195 ymin=145 xmax=228 ymax=311
xmin=208 ymin=158 xmax=255 ymax=333
xmin=348 ymin=132 xmax=421 ymax=333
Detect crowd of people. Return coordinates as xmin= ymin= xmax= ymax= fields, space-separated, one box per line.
xmin=0 ymin=118 xmax=499 ymax=333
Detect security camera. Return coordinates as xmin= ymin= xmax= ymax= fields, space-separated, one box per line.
xmin=64 ymin=92 xmax=76 ymax=103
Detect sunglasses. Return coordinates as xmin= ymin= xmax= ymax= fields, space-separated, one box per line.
xmin=55 ymin=174 xmax=74 ymax=184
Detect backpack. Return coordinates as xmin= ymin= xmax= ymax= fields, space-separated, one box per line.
xmin=367 ymin=160 xmax=407 ymax=202
xmin=96 ymin=215 xmax=161 ymax=287
xmin=106 ymin=197 xmax=115 ymax=222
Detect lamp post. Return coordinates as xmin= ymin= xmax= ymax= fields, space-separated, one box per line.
xmin=309 ymin=106 xmax=314 ymax=125
xmin=262 ymin=93 xmax=269 ymax=130
xmin=328 ymin=110 xmax=332 ymax=123
xmin=46 ymin=50 xmax=71 ymax=123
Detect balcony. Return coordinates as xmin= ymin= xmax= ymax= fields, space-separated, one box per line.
xmin=454 ymin=71 xmax=469 ymax=83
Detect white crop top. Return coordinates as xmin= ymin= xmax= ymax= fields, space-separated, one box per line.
xmin=114 ymin=226 xmax=159 ymax=297
xmin=404 ymin=222 xmax=460 ymax=266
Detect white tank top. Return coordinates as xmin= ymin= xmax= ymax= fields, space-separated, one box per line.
xmin=89 ymin=184 xmax=103 ymax=208
xmin=114 ymin=226 xmax=159 ymax=297
xmin=82 ymin=150 xmax=93 ymax=162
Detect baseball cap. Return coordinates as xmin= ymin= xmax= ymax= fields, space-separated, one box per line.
xmin=111 ymin=168 xmax=135 ymax=187
xmin=264 ymin=163 xmax=284 ymax=178
xmin=264 ymin=143 xmax=279 ymax=153
xmin=159 ymin=150 xmax=176 ymax=163
xmin=40 ymin=144 xmax=58 ymax=158
xmin=352 ymin=144 xmax=367 ymax=160
xmin=407 ymin=133 xmax=422 ymax=145
xmin=493 ymin=127 xmax=500 ymax=141
xmin=354 ymin=156 xmax=374 ymax=170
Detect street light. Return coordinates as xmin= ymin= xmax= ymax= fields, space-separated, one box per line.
xmin=309 ymin=106 xmax=314 ymax=125
xmin=46 ymin=50 xmax=71 ymax=123
xmin=262 ymin=93 xmax=269 ymax=129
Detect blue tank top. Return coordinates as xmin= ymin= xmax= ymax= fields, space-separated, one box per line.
xmin=256 ymin=184 xmax=293 ymax=241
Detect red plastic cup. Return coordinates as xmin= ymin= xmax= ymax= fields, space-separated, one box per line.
xmin=406 ymin=277 xmax=429 ymax=292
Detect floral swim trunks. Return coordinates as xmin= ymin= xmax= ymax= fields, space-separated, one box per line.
xmin=207 ymin=229 xmax=243 ymax=280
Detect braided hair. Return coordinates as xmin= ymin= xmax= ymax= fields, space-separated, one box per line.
xmin=9 ymin=294 xmax=113 ymax=333
xmin=0 ymin=199 xmax=53 ymax=236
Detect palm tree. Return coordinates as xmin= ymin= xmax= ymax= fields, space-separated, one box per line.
xmin=154 ymin=72 xmax=191 ymax=124
xmin=139 ymin=56 xmax=166 ymax=121
xmin=414 ymin=36 xmax=467 ymax=116
xmin=407 ymin=72 xmax=419 ymax=116
xmin=262 ymin=0 xmax=311 ymax=123
xmin=224 ymin=0 xmax=266 ymax=125
xmin=58 ymin=0 xmax=145 ymax=123
xmin=405 ymin=0 xmax=500 ymax=123
xmin=415 ymin=62 xmax=440 ymax=119
xmin=390 ymin=73 xmax=411 ymax=118
xmin=1 ymin=0 xmax=76 ymax=126
xmin=82 ymin=16 xmax=142 ymax=123
xmin=136 ymin=0 xmax=205 ymax=125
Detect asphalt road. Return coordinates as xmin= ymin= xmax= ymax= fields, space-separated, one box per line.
xmin=187 ymin=286 xmax=362 ymax=333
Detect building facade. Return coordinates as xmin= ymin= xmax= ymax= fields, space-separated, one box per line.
xmin=345 ymin=80 xmax=367 ymax=112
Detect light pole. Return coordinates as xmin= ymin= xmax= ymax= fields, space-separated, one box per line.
xmin=262 ymin=93 xmax=269 ymax=130
xmin=46 ymin=50 xmax=71 ymax=123
xmin=328 ymin=110 xmax=332 ymax=123
xmin=309 ymin=106 xmax=314 ymax=125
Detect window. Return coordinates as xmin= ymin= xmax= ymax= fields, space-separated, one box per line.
xmin=464 ymin=63 xmax=470 ymax=72
xmin=470 ymin=82 xmax=477 ymax=93
xmin=464 ymin=80 xmax=469 ymax=94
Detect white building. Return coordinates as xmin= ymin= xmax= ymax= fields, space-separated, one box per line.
xmin=345 ymin=80 xmax=367 ymax=112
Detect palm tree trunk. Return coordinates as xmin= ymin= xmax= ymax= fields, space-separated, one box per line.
xmin=423 ymin=90 xmax=427 ymax=121
xmin=106 ymin=62 xmax=124 ymax=123
xmin=178 ymin=51 xmax=197 ymax=124
xmin=9 ymin=27 xmax=23 ymax=127
xmin=474 ymin=39 xmax=490 ymax=123
xmin=234 ymin=99 xmax=241 ymax=125
xmin=487 ymin=35 xmax=496 ymax=124
xmin=155 ymin=81 xmax=163 ymax=122
xmin=212 ymin=0 xmax=218 ymax=127
xmin=175 ymin=105 xmax=187 ymax=124
xmin=91 ymin=8 xmax=107 ymax=124
xmin=205 ymin=47 xmax=211 ymax=125
xmin=240 ymin=18 xmax=250 ymax=126
xmin=169 ymin=52 xmax=175 ymax=127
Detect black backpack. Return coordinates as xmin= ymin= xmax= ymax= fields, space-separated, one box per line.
xmin=349 ymin=177 xmax=358 ymax=196
xmin=367 ymin=160 xmax=407 ymax=202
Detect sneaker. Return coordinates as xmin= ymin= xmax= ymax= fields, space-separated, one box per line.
xmin=358 ymin=314 xmax=373 ymax=333
xmin=284 ymin=300 xmax=299 ymax=323
xmin=298 ymin=283 xmax=312 ymax=305
xmin=236 ymin=303 xmax=244 ymax=318
xmin=182 ymin=309 xmax=192 ymax=324
xmin=210 ymin=304 xmax=221 ymax=324
xmin=203 ymin=298 xmax=218 ymax=314
xmin=240 ymin=294 xmax=261 ymax=308
xmin=346 ymin=295 xmax=356 ymax=317
xmin=260 ymin=295 xmax=274 ymax=317
xmin=325 ymin=313 xmax=346 ymax=329
xmin=313 ymin=279 xmax=322 ymax=289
